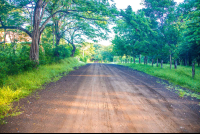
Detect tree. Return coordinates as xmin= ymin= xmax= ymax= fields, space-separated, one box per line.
xmin=0 ymin=0 xmax=117 ymax=64
xmin=112 ymin=5 xmax=154 ymax=62
xmin=177 ymin=0 xmax=200 ymax=65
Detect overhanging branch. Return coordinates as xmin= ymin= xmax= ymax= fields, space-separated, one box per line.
xmin=0 ymin=26 xmax=32 ymax=37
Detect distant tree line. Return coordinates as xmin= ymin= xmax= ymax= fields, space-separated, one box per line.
xmin=112 ymin=0 xmax=200 ymax=67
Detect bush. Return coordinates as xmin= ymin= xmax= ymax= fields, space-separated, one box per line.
xmin=0 ymin=43 xmax=72 ymax=86
xmin=80 ymin=57 xmax=88 ymax=62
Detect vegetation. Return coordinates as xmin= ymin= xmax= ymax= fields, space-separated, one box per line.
xmin=0 ymin=0 xmax=118 ymax=63
xmin=112 ymin=0 xmax=200 ymax=67
xmin=0 ymin=57 xmax=85 ymax=121
xmin=110 ymin=0 xmax=200 ymax=95
xmin=119 ymin=61 xmax=200 ymax=92
xmin=76 ymin=42 xmax=114 ymax=63
xmin=0 ymin=0 xmax=117 ymax=121
xmin=0 ymin=0 xmax=199 ymax=123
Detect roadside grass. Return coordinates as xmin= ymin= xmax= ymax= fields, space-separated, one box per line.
xmin=0 ymin=57 xmax=85 ymax=122
xmin=118 ymin=62 xmax=200 ymax=99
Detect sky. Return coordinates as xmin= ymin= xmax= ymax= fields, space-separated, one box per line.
xmin=95 ymin=0 xmax=184 ymax=46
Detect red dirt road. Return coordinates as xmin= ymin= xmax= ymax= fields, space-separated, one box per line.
xmin=0 ymin=63 xmax=200 ymax=133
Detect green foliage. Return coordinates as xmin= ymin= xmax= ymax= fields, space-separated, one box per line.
xmin=112 ymin=5 xmax=156 ymax=58
xmin=0 ymin=45 xmax=35 ymax=86
xmin=112 ymin=0 xmax=200 ymax=67
xmin=120 ymin=62 xmax=200 ymax=93
xmin=0 ymin=57 xmax=85 ymax=121
xmin=0 ymin=42 xmax=72 ymax=87
xmin=75 ymin=42 xmax=114 ymax=63
xmin=91 ymin=44 xmax=114 ymax=62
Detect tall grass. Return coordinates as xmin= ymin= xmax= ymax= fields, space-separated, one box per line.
xmin=119 ymin=62 xmax=200 ymax=93
xmin=0 ymin=57 xmax=85 ymax=121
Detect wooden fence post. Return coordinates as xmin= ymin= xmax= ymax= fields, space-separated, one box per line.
xmin=175 ymin=60 xmax=177 ymax=69
xmin=146 ymin=56 xmax=148 ymax=65
xmin=192 ymin=62 xmax=195 ymax=79
xmin=174 ymin=60 xmax=177 ymax=69
xmin=170 ymin=53 xmax=172 ymax=69
xmin=157 ymin=58 xmax=158 ymax=67
xmin=139 ymin=55 xmax=141 ymax=64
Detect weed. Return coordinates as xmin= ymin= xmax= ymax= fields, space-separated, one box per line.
xmin=0 ymin=57 xmax=85 ymax=121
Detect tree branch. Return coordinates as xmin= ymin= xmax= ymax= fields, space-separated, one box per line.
xmin=64 ymin=37 xmax=72 ymax=44
xmin=0 ymin=41 xmax=5 ymax=44
xmin=0 ymin=26 xmax=32 ymax=37
xmin=39 ymin=2 xmax=48 ymax=23
xmin=39 ymin=10 xmax=71 ymax=33
xmin=40 ymin=24 xmax=53 ymax=35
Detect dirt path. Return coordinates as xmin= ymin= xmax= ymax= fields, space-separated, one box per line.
xmin=0 ymin=63 xmax=200 ymax=133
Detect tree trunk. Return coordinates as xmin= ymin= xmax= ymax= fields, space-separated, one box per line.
xmin=157 ymin=58 xmax=158 ymax=67
xmin=152 ymin=59 xmax=154 ymax=67
xmin=71 ymin=43 xmax=76 ymax=57
xmin=192 ymin=62 xmax=195 ymax=79
xmin=174 ymin=60 xmax=177 ymax=69
xmin=53 ymin=26 xmax=55 ymax=47
xmin=30 ymin=32 xmax=40 ymax=63
xmin=146 ymin=56 xmax=148 ymax=65
xmin=170 ymin=51 xmax=172 ymax=69
xmin=161 ymin=60 xmax=163 ymax=68
xmin=139 ymin=54 xmax=141 ymax=64
xmin=29 ymin=0 xmax=43 ymax=64
xmin=134 ymin=57 xmax=135 ymax=64
xmin=54 ymin=37 xmax=60 ymax=57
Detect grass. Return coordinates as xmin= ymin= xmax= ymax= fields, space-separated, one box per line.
xmin=0 ymin=57 xmax=85 ymax=121
xmin=118 ymin=62 xmax=200 ymax=98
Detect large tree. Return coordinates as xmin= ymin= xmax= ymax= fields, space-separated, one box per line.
xmin=0 ymin=0 xmax=117 ymax=63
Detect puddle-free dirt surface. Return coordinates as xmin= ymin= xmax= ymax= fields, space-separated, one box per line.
xmin=0 ymin=63 xmax=200 ymax=133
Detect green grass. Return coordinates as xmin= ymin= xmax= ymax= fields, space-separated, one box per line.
xmin=0 ymin=57 xmax=85 ymax=121
xmin=118 ymin=62 xmax=200 ymax=94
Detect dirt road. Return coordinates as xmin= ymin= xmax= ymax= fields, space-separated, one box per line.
xmin=0 ymin=63 xmax=200 ymax=133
